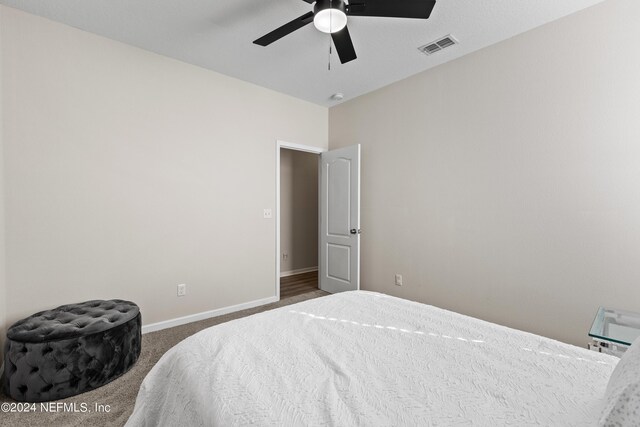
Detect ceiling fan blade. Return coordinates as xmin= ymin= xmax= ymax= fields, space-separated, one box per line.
xmin=253 ymin=12 xmax=315 ymax=46
xmin=347 ymin=0 xmax=436 ymax=19
xmin=331 ymin=26 xmax=357 ymax=64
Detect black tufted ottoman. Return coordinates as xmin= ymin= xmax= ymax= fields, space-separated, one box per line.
xmin=3 ymin=300 xmax=141 ymax=402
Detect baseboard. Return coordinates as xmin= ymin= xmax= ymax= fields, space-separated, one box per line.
xmin=280 ymin=266 xmax=318 ymax=278
xmin=141 ymin=295 xmax=279 ymax=334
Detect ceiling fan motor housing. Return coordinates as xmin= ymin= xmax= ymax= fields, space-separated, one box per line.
xmin=314 ymin=0 xmax=346 ymax=15
xmin=313 ymin=0 xmax=348 ymax=34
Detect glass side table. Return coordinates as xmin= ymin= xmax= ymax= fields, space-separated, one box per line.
xmin=589 ymin=307 xmax=640 ymax=357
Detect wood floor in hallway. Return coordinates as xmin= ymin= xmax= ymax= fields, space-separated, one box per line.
xmin=280 ymin=270 xmax=319 ymax=299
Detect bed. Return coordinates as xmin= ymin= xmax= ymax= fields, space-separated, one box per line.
xmin=126 ymin=291 xmax=622 ymax=426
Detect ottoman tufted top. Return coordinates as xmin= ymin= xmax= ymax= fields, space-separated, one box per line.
xmin=7 ymin=299 xmax=140 ymax=343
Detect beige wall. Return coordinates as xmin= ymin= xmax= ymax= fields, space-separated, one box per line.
xmin=0 ymin=6 xmax=327 ymax=331
xmin=330 ymin=0 xmax=640 ymax=346
xmin=0 ymin=6 xmax=6 ymax=361
xmin=280 ymin=149 xmax=318 ymax=274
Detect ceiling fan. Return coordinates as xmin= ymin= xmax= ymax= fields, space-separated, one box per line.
xmin=253 ymin=0 xmax=437 ymax=64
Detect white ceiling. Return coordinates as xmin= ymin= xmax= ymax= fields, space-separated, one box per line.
xmin=1 ymin=0 xmax=605 ymax=107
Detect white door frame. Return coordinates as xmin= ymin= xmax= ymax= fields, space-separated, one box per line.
xmin=276 ymin=140 xmax=326 ymax=300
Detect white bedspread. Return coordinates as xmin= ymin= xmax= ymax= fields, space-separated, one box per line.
xmin=127 ymin=291 xmax=617 ymax=426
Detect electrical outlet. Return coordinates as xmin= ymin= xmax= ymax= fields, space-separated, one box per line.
xmin=282 ymin=252 xmax=289 ymax=260
xmin=263 ymin=209 xmax=272 ymax=219
xmin=177 ymin=283 xmax=186 ymax=297
xmin=395 ymin=274 xmax=403 ymax=286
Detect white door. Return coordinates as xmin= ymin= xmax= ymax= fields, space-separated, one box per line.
xmin=319 ymin=144 xmax=360 ymax=293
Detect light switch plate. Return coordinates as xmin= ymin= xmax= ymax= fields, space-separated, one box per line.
xmin=395 ymin=274 xmax=403 ymax=286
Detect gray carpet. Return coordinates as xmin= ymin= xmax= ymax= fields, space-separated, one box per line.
xmin=0 ymin=290 xmax=328 ymax=427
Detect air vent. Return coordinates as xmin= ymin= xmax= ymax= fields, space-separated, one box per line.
xmin=418 ymin=35 xmax=458 ymax=56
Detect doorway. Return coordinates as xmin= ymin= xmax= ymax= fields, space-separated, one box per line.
xmin=279 ymin=147 xmax=320 ymax=298
xmin=276 ymin=141 xmax=325 ymax=299
xmin=275 ymin=140 xmax=361 ymax=299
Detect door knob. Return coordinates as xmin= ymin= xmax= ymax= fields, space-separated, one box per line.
xmin=350 ymin=229 xmax=361 ymax=234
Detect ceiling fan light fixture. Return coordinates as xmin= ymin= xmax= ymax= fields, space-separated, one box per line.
xmin=253 ymin=0 xmax=437 ymax=66
xmin=313 ymin=8 xmax=347 ymax=34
